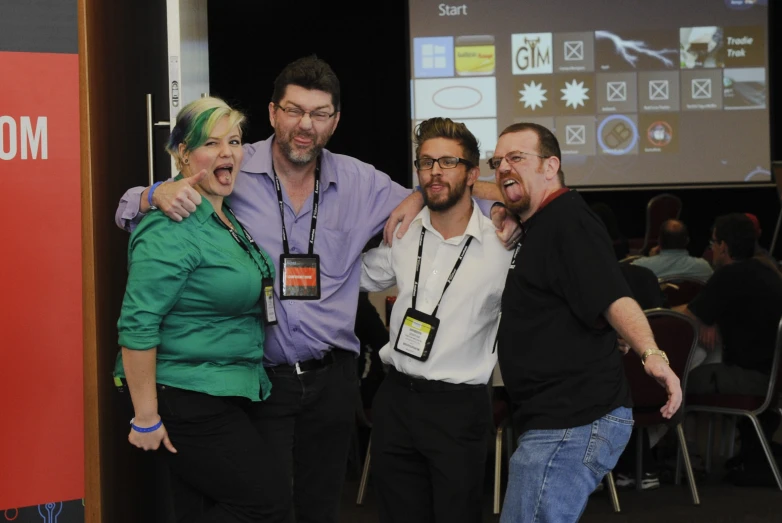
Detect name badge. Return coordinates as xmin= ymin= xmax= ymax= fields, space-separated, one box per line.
xmin=280 ymin=254 xmax=321 ymax=300
xmin=393 ymin=308 xmax=440 ymax=362
xmin=261 ymin=277 xmax=278 ymax=325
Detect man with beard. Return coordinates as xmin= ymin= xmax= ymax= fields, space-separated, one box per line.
xmin=490 ymin=122 xmax=682 ymax=522
xmin=360 ymin=117 xmax=512 ymax=523
xmin=115 ymin=56 xmax=518 ymax=523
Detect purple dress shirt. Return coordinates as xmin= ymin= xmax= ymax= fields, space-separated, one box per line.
xmin=115 ymin=135 xmax=495 ymax=366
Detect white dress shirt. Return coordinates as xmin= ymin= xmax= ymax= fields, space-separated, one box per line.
xmin=360 ymin=201 xmax=512 ymax=385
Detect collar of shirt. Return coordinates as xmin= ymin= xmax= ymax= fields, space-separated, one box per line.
xmin=658 ymin=249 xmax=689 ymax=257
xmin=411 ymin=199 xmax=486 ymax=245
xmin=239 ymin=135 xmax=338 ymax=189
xmin=538 ymin=186 xmax=570 ymax=211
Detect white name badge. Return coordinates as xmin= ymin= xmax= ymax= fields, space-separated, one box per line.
xmin=393 ymin=308 xmax=440 ymax=362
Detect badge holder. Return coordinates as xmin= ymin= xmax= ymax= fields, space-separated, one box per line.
xmin=280 ymin=254 xmax=321 ymax=300
xmin=393 ymin=308 xmax=440 ymax=362
xmin=261 ymin=277 xmax=278 ymax=325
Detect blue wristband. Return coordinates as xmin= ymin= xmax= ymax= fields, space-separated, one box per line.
xmin=130 ymin=418 xmax=163 ymax=433
xmin=147 ymin=181 xmax=163 ymax=209
xmin=415 ymin=185 xmax=422 ymax=194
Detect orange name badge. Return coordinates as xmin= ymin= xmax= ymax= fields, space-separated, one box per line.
xmin=280 ymin=254 xmax=321 ymax=300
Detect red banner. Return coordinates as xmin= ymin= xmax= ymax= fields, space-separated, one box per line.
xmin=0 ymin=51 xmax=83 ymax=509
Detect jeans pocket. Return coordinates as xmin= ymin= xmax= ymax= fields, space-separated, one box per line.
xmin=583 ymin=406 xmax=634 ymax=477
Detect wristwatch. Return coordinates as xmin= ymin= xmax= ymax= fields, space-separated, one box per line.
xmin=641 ymin=348 xmax=669 ymax=366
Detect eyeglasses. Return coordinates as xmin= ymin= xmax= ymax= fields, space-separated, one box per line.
xmin=274 ymin=104 xmax=336 ymax=123
xmin=488 ymin=150 xmax=549 ymax=170
xmin=414 ymin=156 xmax=473 ymax=170
xmin=709 ymin=238 xmax=720 ymax=246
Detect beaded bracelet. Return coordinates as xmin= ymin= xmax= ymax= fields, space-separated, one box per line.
xmin=130 ymin=418 xmax=163 ymax=433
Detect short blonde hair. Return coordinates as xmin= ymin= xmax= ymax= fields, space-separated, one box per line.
xmin=166 ymin=96 xmax=245 ymax=171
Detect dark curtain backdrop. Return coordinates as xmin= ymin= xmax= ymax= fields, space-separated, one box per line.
xmin=209 ymin=1 xmax=781 ymax=259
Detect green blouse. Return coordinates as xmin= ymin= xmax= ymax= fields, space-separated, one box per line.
xmin=115 ymin=193 xmax=275 ymax=401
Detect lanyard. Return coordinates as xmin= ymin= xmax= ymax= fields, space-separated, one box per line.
xmin=509 ymin=222 xmax=529 ymax=270
xmin=411 ymin=227 xmax=473 ymax=317
xmin=273 ymin=164 xmax=320 ymax=255
xmin=214 ymin=206 xmax=274 ymax=276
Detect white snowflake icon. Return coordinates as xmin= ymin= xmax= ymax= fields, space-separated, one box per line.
xmin=560 ymin=79 xmax=590 ymax=109
xmin=519 ymin=81 xmax=548 ymax=110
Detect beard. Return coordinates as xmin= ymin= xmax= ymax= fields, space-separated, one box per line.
xmin=276 ymin=126 xmax=332 ymax=166
xmin=423 ymin=175 xmax=468 ymax=212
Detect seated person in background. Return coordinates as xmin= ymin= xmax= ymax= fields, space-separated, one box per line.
xmin=745 ymin=212 xmax=781 ymax=273
xmin=675 ymin=213 xmax=782 ymax=473
xmin=619 ymin=264 xmax=664 ymax=311
xmin=590 ymin=201 xmax=630 ymax=260
xmin=632 ymin=219 xmax=713 ymax=281
xmin=592 ymin=204 xmax=664 ymax=309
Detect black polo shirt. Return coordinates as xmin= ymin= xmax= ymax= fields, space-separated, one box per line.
xmin=498 ymin=190 xmax=633 ymax=434
xmin=688 ymin=257 xmax=782 ymax=373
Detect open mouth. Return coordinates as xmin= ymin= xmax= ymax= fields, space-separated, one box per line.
xmin=500 ymin=177 xmax=523 ymax=202
xmin=213 ymin=164 xmax=234 ymax=185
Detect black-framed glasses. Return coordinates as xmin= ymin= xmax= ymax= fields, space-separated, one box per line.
xmin=488 ymin=150 xmax=549 ymax=170
xmin=274 ymin=104 xmax=336 ymax=123
xmin=414 ymin=156 xmax=472 ymax=170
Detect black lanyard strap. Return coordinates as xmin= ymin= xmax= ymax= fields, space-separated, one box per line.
xmin=411 ymin=227 xmax=473 ymax=317
xmin=509 ymin=222 xmax=528 ymax=270
xmin=273 ymin=164 xmax=320 ymax=256
xmin=215 ymin=206 xmax=274 ymax=276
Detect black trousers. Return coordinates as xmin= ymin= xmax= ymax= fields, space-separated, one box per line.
xmin=371 ymin=368 xmax=491 ymax=523
xmin=156 ymin=386 xmax=268 ymax=523
xmin=248 ymin=350 xmax=358 ymax=523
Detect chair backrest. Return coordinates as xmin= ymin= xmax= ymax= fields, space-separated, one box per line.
xmin=658 ymin=275 xmax=708 ymax=307
xmin=623 ymin=308 xmax=698 ymax=411
xmin=642 ymin=193 xmax=682 ymax=254
xmin=756 ymin=316 xmax=782 ymax=413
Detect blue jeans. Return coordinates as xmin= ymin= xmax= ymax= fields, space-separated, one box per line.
xmin=500 ymin=406 xmax=633 ymax=523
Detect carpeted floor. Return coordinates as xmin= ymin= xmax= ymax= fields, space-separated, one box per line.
xmin=340 ymin=461 xmax=782 ymax=522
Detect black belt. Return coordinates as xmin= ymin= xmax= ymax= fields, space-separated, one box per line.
xmin=267 ymin=348 xmax=354 ymax=375
xmin=387 ymin=366 xmax=486 ymax=392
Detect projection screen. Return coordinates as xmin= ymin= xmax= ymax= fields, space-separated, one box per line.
xmin=407 ymin=0 xmax=771 ymax=189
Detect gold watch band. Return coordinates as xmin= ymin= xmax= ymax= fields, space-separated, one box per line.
xmin=641 ymin=348 xmax=669 ymax=366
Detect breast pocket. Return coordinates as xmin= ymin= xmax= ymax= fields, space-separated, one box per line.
xmin=317 ymin=226 xmax=353 ymax=278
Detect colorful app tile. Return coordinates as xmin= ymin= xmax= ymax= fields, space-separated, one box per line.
xmin=680 ymin=27 xmax=725 ymax=68
xmin=597 ymin=114 xmax=639 ymax=156
xmin=595 ymin=29 xmax=678 ymax=72
xmin=639 ymin=113 xmax=679 ymax=154
xmin=723 ymin=67 xmax=766 ymax=110
xmin=455 ymin=35 xmax=496 ymax=76
xmin=414 ymin=37 xmax=454 ymax=78
xmin=512 ymin=33 xmax=553 ymax=74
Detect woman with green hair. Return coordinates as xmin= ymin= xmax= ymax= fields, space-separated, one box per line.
xmin=114 ymin=96 xmax=275 ymax=522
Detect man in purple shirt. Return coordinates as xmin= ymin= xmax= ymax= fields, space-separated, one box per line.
xmin=116 ymin=55 xmax=516 ymax=522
